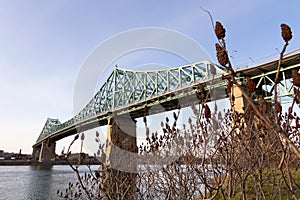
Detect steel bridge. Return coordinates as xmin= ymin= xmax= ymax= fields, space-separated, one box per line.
xmin=32 ymin=50 xmax=300 ymax=162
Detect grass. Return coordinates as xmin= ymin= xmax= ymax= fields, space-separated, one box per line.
xmin=212 ymin=168 xmax=300 ymax=199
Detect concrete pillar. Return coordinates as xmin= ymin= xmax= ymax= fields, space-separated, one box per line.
xmin=231 ymin=84 xmax=245 ymax=113
xmin=38 ymin=140 xmax=56 ymax=163
xmin=104 ymin=114 xmax=137 ymax=198
xmin=105 ymin=117 xmax=113 ymax=167
xmin=105 ymin=114 xmax=137 ymax=168
xmin=32 ymin=146 xmax=40 ymax=161
xmin=229 ymin=84 xmax=248 ymax=138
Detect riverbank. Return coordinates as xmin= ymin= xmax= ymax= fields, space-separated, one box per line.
xmin=0 ymin=160 xmax=31 ymax=165
xmin=0 ymin=159 xmax=101 ymax=166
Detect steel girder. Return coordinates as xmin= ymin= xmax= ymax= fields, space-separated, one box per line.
xmin=36 ymin=61 xmax=225 ymax=143
xmin=36 ymin=118 xmax=61 ymax=142
xmin=250 ymin=63 xmax=300 ymax=103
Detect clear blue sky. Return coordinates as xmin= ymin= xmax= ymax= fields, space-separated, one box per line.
xmin=0 ymin=0 xmax=299 ymax=154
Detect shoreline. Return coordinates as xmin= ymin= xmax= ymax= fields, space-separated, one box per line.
xmin=0 ymin=159 xmax=101 ymax=166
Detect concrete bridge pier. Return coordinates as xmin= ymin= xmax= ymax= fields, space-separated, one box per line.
xmin=104 ymin=114 xmax=137 ymax=198
xmin=230 ymin=84 xmax=247 ymax=138
xmin=32 ymin=140 xmax=56 ymax=164
xmin=105 ymin=115 xmax=137 ymax=166
xmin=32 ymin=146 xmax=40 ymax=161
xmin=231 ymin=84 xmax=246 ymax=113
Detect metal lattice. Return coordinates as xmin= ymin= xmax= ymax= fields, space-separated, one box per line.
xmin=250 ymin=63 xmax=299 ymax=102
xmin=36 ymin=61 xmax=225 ymax=143
xmin=36 ymin=118 xmax=61 ymax=142
xmin=34 ymin=50 xmax=300 ymax=147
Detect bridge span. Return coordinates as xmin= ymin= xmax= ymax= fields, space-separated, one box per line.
xmin=32 ymin=50 xmax=300 ymax=163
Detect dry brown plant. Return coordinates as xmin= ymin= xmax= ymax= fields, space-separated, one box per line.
xmin=59 ymin=11 xmax=300 ymax=199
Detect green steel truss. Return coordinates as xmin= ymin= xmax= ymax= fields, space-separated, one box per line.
xmin=35 ymin=54 xmax=300 ymax=145
xmin=36 ymin=61 xmax=225 ymax=143
xmin=250 ymin=63 xmax=300 ymax=102
xmin=38 ymin=118 xmax=61 ymax=140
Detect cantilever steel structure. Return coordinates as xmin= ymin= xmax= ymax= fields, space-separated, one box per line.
xmin=33 ymin=50 xmax=300 ymax=149
xmin=34 ymin=61 xmax=226 ymax=146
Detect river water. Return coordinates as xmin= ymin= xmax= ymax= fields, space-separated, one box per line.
xmin=0 ymin=165 xmax=97 ymax=200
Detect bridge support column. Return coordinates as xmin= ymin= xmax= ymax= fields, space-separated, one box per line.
xmin=38 ymin=140 xmax=56 ymax=163
xmin=229 ymin=84 xmax=248 ymax=138
xmin=32 ymin=146 xmax=40 ymax=161
xmin=231 ymin=84 xmax=245 ymax=113
xmin=104 ymin=114 xmax=137 ymax=198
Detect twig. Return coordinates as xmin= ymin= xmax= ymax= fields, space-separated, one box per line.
xmin=200 ymin=7 xmax=215 ymax=31
xmin=64 ymin=134 xmax=92 ymax=200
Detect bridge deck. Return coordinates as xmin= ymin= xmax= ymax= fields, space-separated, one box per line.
xmin=33 ymin=50 xmax=300 ymax=148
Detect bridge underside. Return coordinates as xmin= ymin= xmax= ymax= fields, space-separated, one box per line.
xmin=32 ymin=80 xmax=227 ymax=163
xmin=32 ymin=140 xmax=56 ymax=163
xmin=32 ymin=50 xmax=300 ymax=163
xmin=33 ymin=78 xmax=227 ymax=147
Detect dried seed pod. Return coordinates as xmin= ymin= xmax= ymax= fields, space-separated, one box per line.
xmin=218 ymin=111 xmax=222 ymax=120
xmin=177 ymin=102 xmax=181 ymax=110
xmin=214 ymin=102 xmax=218 ymax=114
xmin=204 ymin=104 xmax=211 ymax=119
xmin=295 ymin=95 xmax=299 ymax=105
xmin=133 ymin=146 xmax=138 ymax=153
xmin=246 ymin=77 xmax=256 ymax=93
xmin=144 ymin=105 xmax=148 ymax=113
xmin=74 ymin=134 xmax=79 ymax=141
xmin=281 ymin=23 xmax=292 ymax=43
xmin=231 ymin=94 xmax=235 ymax=102
xmin=198 ymin=83 xmax=205 ymax=93
xmin=188 ymin=117 xmax=192 ymax=124
xmin=210 ymin=64 xmax=217 ymax=75
xmin=215 ymin=21 xmax=226 ymax=40
xmin=226 ymin=81 xmax=233 ymax=93
xmin=80 ymin=133 xmax=85 ymax=141
xmin=166 ymin=123 xmax=171 ymax=131
xmin=215 ymin=43 xmax=229 ymax=66
xmin=160 ymin=121 xmax=164 ymax=127
xmin=173 ymin=112 xmax=177 ymax=120
xmin=275 ymin=101 xmax=282 ymax=113
xmin=292 ymin=70 xmax=300 ymax=87
xmin=173 ymin=121 xmax=177 ymax=128
xmin=294 ymin=87 xmax=300 ymax=104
